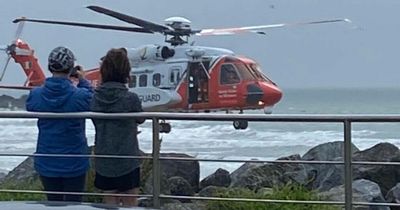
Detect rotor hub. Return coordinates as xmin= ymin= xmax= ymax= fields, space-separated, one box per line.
xmin=164 ymin=17 xmax=191 ymax=31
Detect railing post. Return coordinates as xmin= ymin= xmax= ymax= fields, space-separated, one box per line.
xmin=344 ymin=120 xmax=353 ymax=210
xmin=152 ymin=117 xmax=161 ymax=209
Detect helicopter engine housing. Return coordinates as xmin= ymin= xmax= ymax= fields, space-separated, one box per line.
xmin=127 ymin=45 xmax=175 ymax=64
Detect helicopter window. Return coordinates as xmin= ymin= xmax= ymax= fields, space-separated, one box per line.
xmin=153 ymin=73 xmax=161 ymax=87
xmin=220 ymin=64 xmax=240 ymax=85
xmin=170 ymin=72 xmax=175 ymax=83
xmin=249 ymin=64 xmax=273 ymax=82
xmin=139 ymin=74 xmax=147 ymax=87
xmin=248 ymin=64 xmax=263 ymax=79
xmin=128 ymin=75 xmax=137 ymax=88
xmin=235 ymin=63 xmax=256 ymax=80
xmin=201 ymin=59 xmax=211 ymax=70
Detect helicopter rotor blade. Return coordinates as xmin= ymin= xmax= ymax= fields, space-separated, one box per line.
xmin=0 ymin=55 xmax=12 ymax=82
xmin=13 ymin=18 xmax=154 ymax=34
xmin=0 ymin=45 xmax=8 ymax=51
xmin=14 ymin=18 xmax=25 ymax=41
xmin=87 ymin=5 xmax=169 ymax=33
xmin=195 ymin=18 xmax=351 ymax=36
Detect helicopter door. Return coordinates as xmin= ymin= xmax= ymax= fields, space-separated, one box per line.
xmin=188 ymin=62 xmax=209 ymax=104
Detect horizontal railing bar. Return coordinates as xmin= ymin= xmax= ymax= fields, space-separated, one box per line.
xmin=159 ymin=194 xmax=344 ymax=205
xmin=0 ymin=189 xmax=152 ymax=198
xmin=352 ymin=161 xmax=400 ymax=166
xmin=2 ymin=111 xmax=400 ymax=122
xmin=353 ymin=201 xmax=400 ymax=207
xmin=159 ymin=156 xmax=343 ymax=164
xmin=158 ymin=157 xmax=400 ymax=166
xmin=2 ymin=153 xmax=400 ymax=166
xmin=0 ymin=153 xmax=152 ymax=160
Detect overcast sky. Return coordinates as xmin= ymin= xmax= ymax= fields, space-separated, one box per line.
xmin=1 ymin=0 xmax=400 ymax=90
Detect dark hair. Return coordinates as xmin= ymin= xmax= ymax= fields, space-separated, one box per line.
xmin=100 ymin=48 xmax=130 ymax=83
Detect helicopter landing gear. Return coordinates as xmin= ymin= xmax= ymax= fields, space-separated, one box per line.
xmin=233 ymin=109 xmax=248 ymax=130
xmin=159 ymin=120 xmax=171 ymax=133
xmin=233 ymin=120 xmax=248 ymax=130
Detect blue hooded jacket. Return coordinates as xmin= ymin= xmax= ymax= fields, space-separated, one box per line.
xmin=26 ymin=77 xmax=93 ymax=177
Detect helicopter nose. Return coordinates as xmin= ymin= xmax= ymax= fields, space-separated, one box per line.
xmin=261 ymin=83 xmax=283 ymax=105
xmin=246 ymin=83 xmax=282 ymax=107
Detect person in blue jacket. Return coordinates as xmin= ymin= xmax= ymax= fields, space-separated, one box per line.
xmin=26 ymin=46 xmax=93 ymax=202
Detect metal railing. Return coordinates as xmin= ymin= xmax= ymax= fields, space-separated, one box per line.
xmin=1 ymin=111 xmax=400 ymax=209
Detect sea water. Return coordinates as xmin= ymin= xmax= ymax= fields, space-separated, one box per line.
xmin=1 ymin=88 xmax=400 ymax=178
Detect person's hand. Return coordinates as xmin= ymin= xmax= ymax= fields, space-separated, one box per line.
xmin=70 ymin=65 xmax=85 ymax=79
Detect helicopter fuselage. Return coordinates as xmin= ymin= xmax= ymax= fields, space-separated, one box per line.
xmin=85 ymin=44 xmax=283 ymax=113
xmin=7 ymin=40 xmax=282 ymax=114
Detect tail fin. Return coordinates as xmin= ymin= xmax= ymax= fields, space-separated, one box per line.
xmin=0 ymin=18 xmax=46 ymax=88
xmin=10 ymin=39 xmax=46 ymax=87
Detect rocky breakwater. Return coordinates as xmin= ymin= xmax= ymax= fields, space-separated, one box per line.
xmin=0 ymin=94 xmax=27 ymax=110
xmin=0 ymin=151 xmax=201 ymax=206
xmin=165 ymin=141 xmax=400 ymax=210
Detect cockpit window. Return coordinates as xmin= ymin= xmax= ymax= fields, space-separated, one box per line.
xmin=220 ymin=64 xmax=240 ymax=85
xmin=248 ymin=64 xmax=262 ymax=79
xmin=235 ymin=63 xmax=256 ymax=80
xmin=249 ymin=64 xmax=273 ymax=83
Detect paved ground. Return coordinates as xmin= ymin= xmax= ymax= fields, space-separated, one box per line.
xmin=0 ymin=201 xmax=156 ymax=210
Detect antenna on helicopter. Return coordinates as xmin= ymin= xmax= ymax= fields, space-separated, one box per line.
xmin=13 ymin=5 xmax=352 ymax=46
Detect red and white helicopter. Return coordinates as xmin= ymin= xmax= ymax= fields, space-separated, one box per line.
xmin=0 ymin=6 xmax=350 ymax=131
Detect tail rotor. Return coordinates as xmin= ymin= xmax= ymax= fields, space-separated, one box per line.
xmin=0 ymin=54 xmax=12 ymax=81
xmin=0 ymin=19 xmax=25 ymax=82
xmin=14 ymin=18 xmax=25 ymax=40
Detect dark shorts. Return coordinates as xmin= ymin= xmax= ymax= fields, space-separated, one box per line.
xmin=40 ymin=174 xmax=86 ymax=202
xmin=94 ymin=167 xmax=140 ymax=192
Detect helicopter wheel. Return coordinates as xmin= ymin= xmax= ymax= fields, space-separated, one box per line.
xmin=159 ymin=122 xmax=171 ymax=133
xmin=233 ymin=120 xmax=248 ymax=130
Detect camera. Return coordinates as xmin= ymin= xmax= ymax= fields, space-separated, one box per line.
xmin=70 ymin=66 xmax=82 ymax=78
